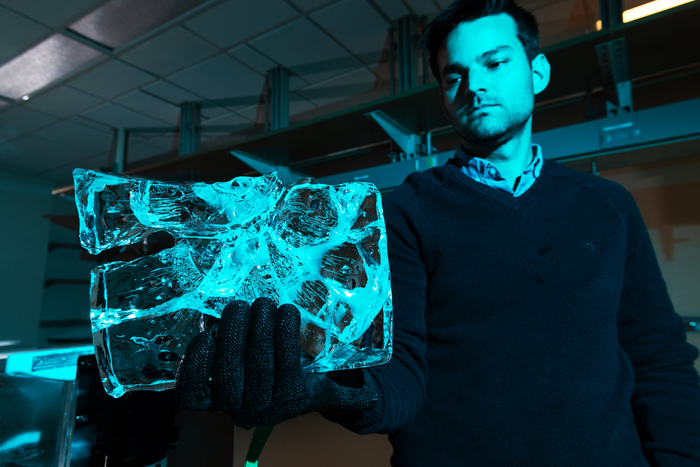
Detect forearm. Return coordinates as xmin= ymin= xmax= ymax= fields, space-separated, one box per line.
xmin=321 ymin=348 xmax=428 ymax=434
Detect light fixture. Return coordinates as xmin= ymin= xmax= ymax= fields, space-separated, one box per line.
xmin=595 ymin=0 xmax=695 ymax=30
xmin=0 ymin=34 xmax=102 ymax=100
xmin=68 ymin=0 xmax=208 ymax=49
xmin=623 ymin=0 xmax=695 ymax=21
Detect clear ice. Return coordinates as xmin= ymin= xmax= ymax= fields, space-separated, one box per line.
xmin=73 ymin=169 xmax=393 ymax=398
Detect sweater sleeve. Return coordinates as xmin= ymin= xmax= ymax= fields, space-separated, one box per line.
xmin=325 ymin=175 xmax=430 ymax=435
xmin=615 ymin=190 xmax=700 ymax=466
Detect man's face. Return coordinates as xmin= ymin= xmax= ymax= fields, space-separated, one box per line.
xmin=437 ymin=13 xmax=549 ymax=148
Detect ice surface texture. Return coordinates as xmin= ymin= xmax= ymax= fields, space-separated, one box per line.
xmin=73 ymin=169 xmax=393 ymax=397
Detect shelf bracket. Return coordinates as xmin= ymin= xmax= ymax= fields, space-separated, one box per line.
xmin=365 ymin=110 xmax=435 ymax=160
xmin=230 ymin=149 xmax=304 ymax=185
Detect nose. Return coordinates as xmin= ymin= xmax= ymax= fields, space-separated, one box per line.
xmin=463 ymin=69 xmax=489 ymax=97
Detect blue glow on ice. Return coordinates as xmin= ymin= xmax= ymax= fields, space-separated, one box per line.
xmin=74 ymin=169 xmax=393 ymax=397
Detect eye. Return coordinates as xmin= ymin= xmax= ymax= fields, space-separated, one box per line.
xmin=488 ymin=61 xmax=506 ymax=69
xmin=445 ymin=75 xmax=461 ymax=87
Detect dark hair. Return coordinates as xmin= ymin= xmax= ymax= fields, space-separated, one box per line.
xmin=424 ymin=0 xmax=540 ymax=84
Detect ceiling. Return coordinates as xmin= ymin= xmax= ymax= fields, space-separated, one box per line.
xmin=0 ymin=0 xmax=614 ymax=186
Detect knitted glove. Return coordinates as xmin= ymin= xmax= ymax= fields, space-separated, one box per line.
xmin=174 ymin=297 xmax=378 ymax=429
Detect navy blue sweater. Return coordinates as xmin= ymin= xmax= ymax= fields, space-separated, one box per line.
xmin=344 ymin=157 xmax=700 ymax=466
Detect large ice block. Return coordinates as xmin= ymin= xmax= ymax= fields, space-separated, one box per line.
xmin=74 ymin=169 xmax=393 ymax=397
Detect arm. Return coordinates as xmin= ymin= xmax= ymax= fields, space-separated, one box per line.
xmin=327 ymin=176 xmax=430 ymax=434
xmin=616 ymin=193 xmax=700 ymax=466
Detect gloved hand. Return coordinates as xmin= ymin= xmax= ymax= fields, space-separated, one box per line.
xmin=174 ymin=297 xmax=378 ymax=429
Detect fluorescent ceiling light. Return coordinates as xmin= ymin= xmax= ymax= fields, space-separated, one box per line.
xmin=595 ymin=0 xmax=694 ymax=29
xmin=623 ymin=0 xmax=695 ymax=21
xmin=0 ymin=34 xmax=102 ymax=100
xmin=68 ymin=0 xmax=208 ymax=49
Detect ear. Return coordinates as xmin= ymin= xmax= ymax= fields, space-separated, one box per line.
xmin=532 ymin=53 xmax=551 ymax=95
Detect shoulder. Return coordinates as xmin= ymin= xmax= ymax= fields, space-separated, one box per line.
xmin=544 ymin=160 xmax=638 ymax=215
xmin=381 ymin=164 xmax=451 ymax=231
xmin=382 ymin=164 xmax=449 ymax=207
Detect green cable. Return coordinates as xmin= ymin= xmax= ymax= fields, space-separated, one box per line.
xmin=244 ymin=425 xmax=275 ymax=467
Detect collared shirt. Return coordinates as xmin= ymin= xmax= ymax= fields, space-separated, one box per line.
xmin=457 ymin=143 xmax=543 ymax=197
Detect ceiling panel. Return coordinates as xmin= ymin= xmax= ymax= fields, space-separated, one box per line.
xmin=0 ymin=134 xmax=96 ymax=175
xmin=167 ymin=54 xmax=264 ymax=111
xmin=372 ymin=0 xmax=410 ymax=20
xmin=24 ymin=85 xmax=104 ymax=118
xmin=34 ymin=119 xmax=113 ymax=153
xmin=0 ymin=34 xmax=103 ymax=100
xmin=203 ymin=111 xmax=255 ymax=134
xmin=138 ymin=135 xmax=177 ymax=151
xmin=297 ymin=66 xmax=376 ymax=107
xmin=249 ymin=18 xmax=361 ymax=84
xmin=0 ymin=106 xmax=57 ymax=145
xmin=287 ymin=0 xmax=337 ymax=12
xmin=0 ymin=0 xmax=108 ymax=28
xmin=37 ymin=151 xmax=108 ymax=185
xmin=120 ymin=27 xmax=219 ymax=76
xmin=235 ymin=95 xmax=317 ymax=121
xmin=141 ymin=80 xmax=228 ymax=119
xmin=402 ymin=0 xmax=440 ymax=16
xmin=81 ymin=102 xmax=171 ymax=128
xmin=127 ymin=141 xmax=169 ymax=163
xmin=290 ymin=93 xmax=318 ymax=116
xmin=0 ymin=7 xmax=51 ymax=65
xmin=115 ymin=91 xmax=181 ymax=125
xmin=68 ymin=0 xmax=208 ymax=49
xmin=184 ymin=0 xmax=299 ymax=48
xmin=68 ymin=59 xmax=157 ymax=100
xmin=290 ymin=75 xmax=310 ymax=91
xmin=311 ymin=0 xmax=389 ymax=64
xmin=234 ymin=105 xmax=260 ymax=124
xmin=228 ymin=44 xmax=278 ymax=75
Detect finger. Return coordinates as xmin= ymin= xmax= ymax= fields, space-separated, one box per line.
xmin=175 ymin=331 xmax=215 ymax=411
xmin=212 ymin=300 xmax=251 ymax=413
xmin=240 ymin=296 xmax=278 ymax=414
xmin=272 ymin=303 xmax=304 ymax=408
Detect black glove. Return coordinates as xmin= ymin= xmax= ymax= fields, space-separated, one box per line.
xmin=174 ymin=297 xmax=378 ymax=429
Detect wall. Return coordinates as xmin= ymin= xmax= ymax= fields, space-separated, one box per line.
xmin=602 ymin=154 xmax=700 ymax=374
xmin=0 ymin=171 xmax=53 ymax=349
xmin=38 ymin=194 xmax=96 ymax=345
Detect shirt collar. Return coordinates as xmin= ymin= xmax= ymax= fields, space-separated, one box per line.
xmin=457 ymin=143 xmax=543 ymax=197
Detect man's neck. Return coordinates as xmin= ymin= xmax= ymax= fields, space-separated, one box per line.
xmin=460 ymin=124 xmax=534 ymax=191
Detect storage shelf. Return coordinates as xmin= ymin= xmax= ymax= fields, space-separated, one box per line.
xmin=53 ymin=0 xmax=700 ymax=194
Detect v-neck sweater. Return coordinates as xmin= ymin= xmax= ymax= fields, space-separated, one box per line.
xmin=338 ymin=157 xmax=700 ymax=466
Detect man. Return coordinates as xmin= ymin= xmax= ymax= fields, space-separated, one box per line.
xmin=176 ymin=0 xmax=700 ymax=465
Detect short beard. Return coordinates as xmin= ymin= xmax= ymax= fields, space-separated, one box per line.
xmin=454 ymin=111 xmax=530 ymax=149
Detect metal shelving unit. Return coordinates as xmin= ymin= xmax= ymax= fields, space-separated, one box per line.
xmin=51 ymin=0 xmax=700 ymax=193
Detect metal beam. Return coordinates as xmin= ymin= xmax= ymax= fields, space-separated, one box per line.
xmin=595 ymin=37 xmax=633 ymax=117
xmin=599 ymin=0 xmax=623 ymax=29
xmin=112 ymin=128 xmax=128 ymax=173
xmin=179 ymin=101 xmax=201 ymax=156
xmin=388 ymin=26 xmax=396 ymax=95
xmin=396 ymin=16 xmax=417 ymax=93
xmin=267 ymin=67 xmax=290 ymax=131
